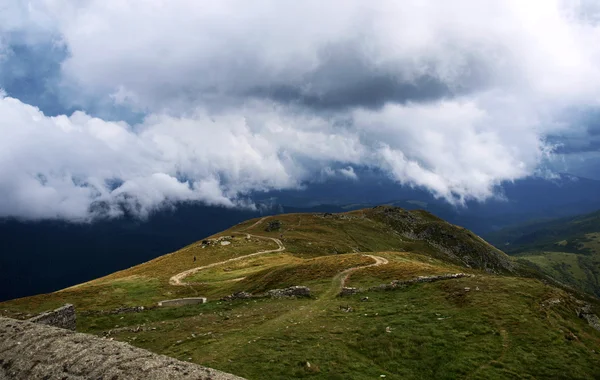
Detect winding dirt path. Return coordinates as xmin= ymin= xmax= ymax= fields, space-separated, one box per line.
xmin=320 ymin=254 xmax=389 ymax=300
xmin=169 ymin=233 xmax=285 ymax=286
xmin=169 ymin=212 xmax=387 ymax=291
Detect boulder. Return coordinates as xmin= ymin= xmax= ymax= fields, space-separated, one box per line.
xmin=339 ymin=287 xmax=359 ymax=296
xmin=264 ymin=220 xmax=282 ymax=232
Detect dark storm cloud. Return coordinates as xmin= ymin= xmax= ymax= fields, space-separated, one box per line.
xmin=241 ymin=42 xmax=494 ymax=110
xmin=248 ymin=75 xmax=451 ymax=110
xmin=245 ymin=42 xmax=454 ymax=110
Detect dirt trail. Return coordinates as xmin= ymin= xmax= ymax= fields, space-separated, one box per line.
xmin=169 ymin=213 xmax=387 ymax=292
xmin=242 ymin=217 xmax=268 ymax=231
xmin=203 ymin=252 xmax=392 ymax=362
xmin=319 ymin=254 xmax=389 ymax=300
xmin=169 ymin=233 xmax=285 ymax=286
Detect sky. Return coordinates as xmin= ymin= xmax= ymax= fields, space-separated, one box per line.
xmin=1 ymin=0 xmax=600 ymax=221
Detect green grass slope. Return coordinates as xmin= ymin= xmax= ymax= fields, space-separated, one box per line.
xmin=2 ymin=206 xmax=600 ymax=379
xmin=486 ymin=210 xmax=600 ymax=297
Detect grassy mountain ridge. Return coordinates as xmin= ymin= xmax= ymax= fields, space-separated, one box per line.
xmin=2 ymin=206 xmax=600 ymax=379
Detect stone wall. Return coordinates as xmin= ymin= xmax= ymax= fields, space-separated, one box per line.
xmin=0 ymin=317 xmax=245 ymax=380
xmin=157 ymin=297 xmax=207 ymax=307
xmin=369 ymin=273 xmax=474 ymax=291
xmin=267 ymin=286 xmax=311 ymax=298
xmin=27 ymin=304 xmax=76 ymax=331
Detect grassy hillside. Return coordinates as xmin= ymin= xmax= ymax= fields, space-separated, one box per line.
xmin=2 ymin=206 xmax=600 ymax=379
xmin=486 ymin=210 xmax=600 ymax=297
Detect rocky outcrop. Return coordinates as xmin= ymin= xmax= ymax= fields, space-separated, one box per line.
xmin=27 ymin=304 xmax=76 ymax=331
xmin=578 ymin=304 xmax=600 ymax=332
xmin=368 ymin=206 xmax=514 ymax=273
xmin=267 ymin=286 xmax=311 ymax=298
xmin=0 ymin=317 xmax=245 ymax=380
xmin=200 ymin=236 xmax=234 ymax=247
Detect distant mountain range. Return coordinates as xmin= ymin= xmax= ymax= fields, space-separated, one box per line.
xmin=269 ymin=172 xmax=600 ymax=234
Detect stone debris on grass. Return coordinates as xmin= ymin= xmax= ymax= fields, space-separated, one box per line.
xmin=221 ymin=286 xmax=311 ymax=301
xmin=221 ymin=292 xmax=253 ymax=301
xmin=371 ymin=273 xmax=474 ymax=291
xmin=267 ymin=286 xmax=311 ymax=299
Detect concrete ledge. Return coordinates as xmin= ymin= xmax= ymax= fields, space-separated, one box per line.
xmin=157 ymin=297 xmax=207 ymax=307
xmin=0 ymin=317 xmax=245 ymax=380
xmin=28 ymin=304 xmax=76 ymax=331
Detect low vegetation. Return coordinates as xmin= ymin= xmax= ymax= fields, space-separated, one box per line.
xmin=2 ymin=206 xmax=600 ymax=379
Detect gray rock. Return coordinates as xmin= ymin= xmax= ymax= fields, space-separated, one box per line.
xmin=339 ymin=305 xmax=353 ymax=313
xmin=339 ymin=287 xmax=359 ymax=296
xmin=0 ymin=317 xmax=245 ymax=380
xmin=578 ymin=304 xmax=600 ymax=332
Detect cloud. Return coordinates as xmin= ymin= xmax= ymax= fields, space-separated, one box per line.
xmin=2 ymin=0 xmax=600 ymax=220
xmin=37 ymin=1 xmax=600 ymax=112
xmin=0 ymin=92 xmax=550 ymax=220
xmin=339 ymin=167 xmax=358 ymax=181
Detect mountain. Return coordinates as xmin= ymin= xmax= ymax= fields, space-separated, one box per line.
xmin=264 ymin=173 xmax=600 ymax=235
xmin=485 ymin=209 xmax=600 ymax=297
xmin=4 ymin=173 xmax=600 ymax=302
xmin=0 ymin=203 xmax=353 ymax=302
xmin=2 ymin=206 xmax=599 ymax=379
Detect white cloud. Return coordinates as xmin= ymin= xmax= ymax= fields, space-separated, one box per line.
xmin=339 ymin=167 xmax=358 ymax=180
xmin=0 ymin=92 xmax=551 ymax=220
xmin=2 ymin=0 xmax=600 ymax=219
xmin=0 ymin=95 xmax=367 ymax=220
